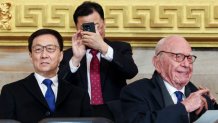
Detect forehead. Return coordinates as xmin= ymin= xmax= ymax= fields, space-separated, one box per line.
xmin=77 ymin=11 xmax=103 ymax=25
xmin=32 ymin=34 xmax=59 ymax=46
xmin=163 ymin=36 xmax=192 ymax=53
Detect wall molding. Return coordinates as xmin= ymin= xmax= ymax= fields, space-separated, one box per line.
xmin=1 ymin=0 xmax=218 ymax=47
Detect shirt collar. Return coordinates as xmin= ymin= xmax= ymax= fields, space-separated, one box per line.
xmin=34 ymin=72 xmax=58 ymax=87
xmin=164 ymin=80 xmax=185 ymax=96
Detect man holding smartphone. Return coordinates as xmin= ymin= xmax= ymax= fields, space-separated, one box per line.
xmin=59 ymin=1 xmax=138 ymax=122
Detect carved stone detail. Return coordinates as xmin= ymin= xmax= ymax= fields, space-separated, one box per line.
xmin=2 ymin=2 xmax=218 ymax=47
xmin=13 ymin=5 xmax=218 ymax=31
xmin=0 ymin=3 xmax=12 ymax=30
xmin=15 ymin=5 xmax=75 ymax=28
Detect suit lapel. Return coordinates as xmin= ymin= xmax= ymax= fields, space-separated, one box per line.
xmin=22 ymin=73 xmax=48 ymax=108
xmin=185 ymin=83 xmax=192 ymax=97
xmin=151 ymin=72 xmax=165 ymax=108
xmin=151 ymin=87 xmax=165 ymax=108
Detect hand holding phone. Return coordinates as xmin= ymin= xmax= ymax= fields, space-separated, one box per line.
xmin=82 ymin=22 xmax=96 ymax=33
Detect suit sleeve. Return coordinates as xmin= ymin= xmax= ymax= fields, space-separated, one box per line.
xmin=120 ymin=86 xmax=189 ymax=123
xmin=111 ymin=42 xmax=138 ymax=79
xmin=0 ymin=85 xmax=16 ymax=119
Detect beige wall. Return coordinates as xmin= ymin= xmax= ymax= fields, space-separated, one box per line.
xmin=0 ymin=47 xmax=218 ymax=99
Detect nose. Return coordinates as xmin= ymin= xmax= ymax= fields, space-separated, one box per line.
xmin=40 ymin=48 xmax=49 ymax=58
xmin=181 ymin=57 xmax=191 ymax=67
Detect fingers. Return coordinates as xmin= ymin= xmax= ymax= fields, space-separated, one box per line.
xmin=198 ymin=85 xmax=205 ymax=89
xmin=82 ymin=34 xmax=92 ymax=40
xmin=195 ymin=89 xmax=209 ymax=96
xmin=195 ymin=105 xmax=203 ymax=115
xmin=81 ymin=31 xmax=93 ymax=36
xmin=81 ymin=32 xmax=93 ymax=44
xmin=201 ymin=96 xmax=208 ymax=110
xmin=198 ymin=86 xmax=217 ymax=104
xmin=195 ymin=96 xmax=208 ymax=115
xmin=95 ymin=24 xmax=100 ymax=35
xmin=72 ymin=31 xmax=82 ymax=43
xmin=182 ymin=90 xmax=209 ymax=113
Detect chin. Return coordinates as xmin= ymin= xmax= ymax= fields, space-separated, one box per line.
xmin=180 ymin=80 xmax=189 ymax=86
xmin=39 ymin=68 xmax=51 ymax=72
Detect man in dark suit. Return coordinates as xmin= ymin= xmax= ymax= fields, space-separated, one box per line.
xmin=59 ymin=1 xmax=138 ymax=122
xmin=0 ymin=29 xmax=92 ymax=123
xmin=120 ymin=35 xmax=216 ymax=123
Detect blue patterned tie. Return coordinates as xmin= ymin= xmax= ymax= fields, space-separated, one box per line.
xmin=175 ymin=91 xmax=183 ymax=104
xmin=43 ymin=79 xmax=55 ymax=112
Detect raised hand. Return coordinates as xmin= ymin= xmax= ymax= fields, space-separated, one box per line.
xmin=71 ymin=31 xmax=86 ymax=67
xmin=81 ymin=25 xmax=108 ymax=55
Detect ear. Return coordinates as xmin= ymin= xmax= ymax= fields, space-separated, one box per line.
xmin=29 ymin=52 xmax=33 ymax=64
xmin=152 ymin=55 xmax=161 ymax=73
xmin=59 ymin=51 xmax=63 ymax=62
xmin=103 ymin=20 xmax=106 ymax=30
xmin=152 ymin=56 xmax=157 ymax=67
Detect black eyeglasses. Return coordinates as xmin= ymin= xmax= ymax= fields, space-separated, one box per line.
xmin=156 ymin=51 xmax=197 ymax=64
xmin=32 ymin=44 xmax=59 ymax=53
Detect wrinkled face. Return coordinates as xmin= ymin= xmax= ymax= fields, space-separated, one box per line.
xmin=76 ymin=11 xmax=105 ymax=37
xmin=29 ymin=34 xmax=63 ymax=77
xmin=153 ymin=36 xmax=194 ymax=90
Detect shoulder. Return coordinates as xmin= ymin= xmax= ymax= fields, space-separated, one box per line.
xmin=1 ymin=74 xmax=31 ymax=92
xmin=186 ymin=81 xmax=198 ymax=92
xmin=122 ymin=78 xmax=152 ymax=94
xmin=105 ymin=39 xmax=131 ymax=48
xmin=61 ymin=48 xmax=73 ymax=62
xmin=63 ymin=48 xmax=73 ymax=54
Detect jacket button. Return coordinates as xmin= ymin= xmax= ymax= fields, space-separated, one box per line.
xmin=45 ymin=111 xmax=51 ymax=116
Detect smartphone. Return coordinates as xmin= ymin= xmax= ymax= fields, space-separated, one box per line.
xmin=82 ymin=22 xmax=96 ymax=33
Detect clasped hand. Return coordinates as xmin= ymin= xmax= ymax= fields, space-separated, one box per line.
xmin=181 ymin=88 xmax=209 ymax=115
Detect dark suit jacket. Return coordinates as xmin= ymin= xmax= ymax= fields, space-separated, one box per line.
xmin=0 ymin=73 xmax=92 ymax=123
xmin=59 ymin=39 xmax=138 ymax=106
xmin=120 ymin=71 xmax=215 ymax=123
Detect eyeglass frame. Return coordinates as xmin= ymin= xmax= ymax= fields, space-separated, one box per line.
xmin=156 ymin=51 xmax=197 ymax=64
xmin=32 ymin=44 xmax=60 ymax=53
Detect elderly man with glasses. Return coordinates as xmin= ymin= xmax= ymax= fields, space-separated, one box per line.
xmin=120 ymin=35 xmax=216 ymax=123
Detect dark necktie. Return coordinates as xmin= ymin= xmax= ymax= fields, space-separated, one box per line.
xmin=175 ymin=91 xmax=183 ymax=104
xmin=43 ymin=79 xmax=55 ymax=112
xmin=90 ymin=49 xmax=104 ymax=105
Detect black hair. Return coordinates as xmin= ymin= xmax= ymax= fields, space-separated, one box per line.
xmin=28 ymin=28 xmax=63 ymax=52
xmin=73 ymin=1 xmax=104 ymax=25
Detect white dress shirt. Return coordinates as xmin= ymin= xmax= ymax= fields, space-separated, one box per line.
xmin=69 ymin=46 xmax=113 ymax=97
xmin=34 ymin=73 xmax=58 ymax=101
xmin=164 ymin=81 xmax=185 ymax=104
